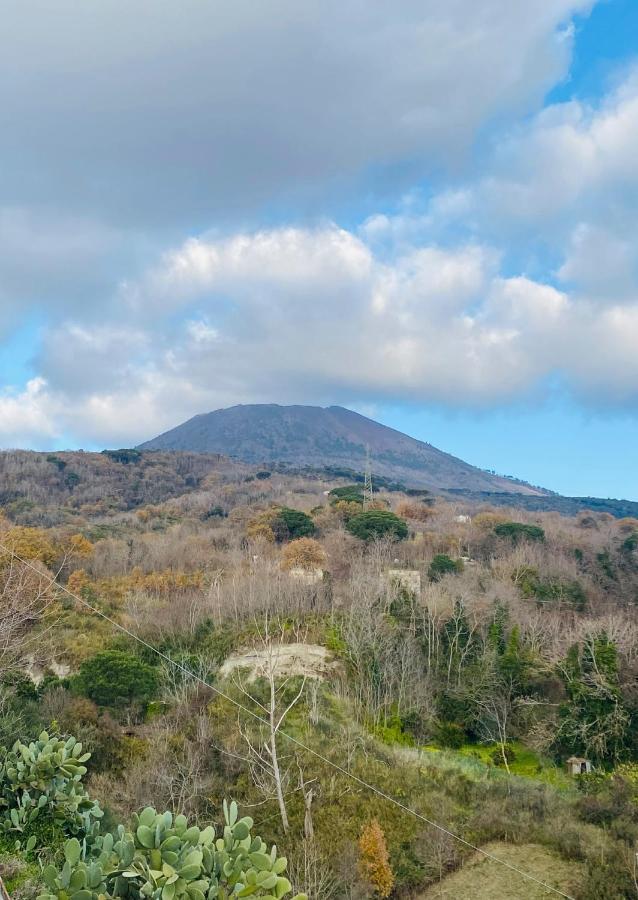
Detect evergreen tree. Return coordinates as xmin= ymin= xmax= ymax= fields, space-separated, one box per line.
xmin=556 ymin=632 xmax=629 ymax=763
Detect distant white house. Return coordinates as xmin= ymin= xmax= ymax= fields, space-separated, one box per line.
xmin=455 ymin=514 xmax=471 ymax=524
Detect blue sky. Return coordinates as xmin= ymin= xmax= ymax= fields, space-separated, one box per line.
xmin=1 ymin=0 xmax=638 ymax=499
xmin=550 ymin=0 xmax=638 ymax=103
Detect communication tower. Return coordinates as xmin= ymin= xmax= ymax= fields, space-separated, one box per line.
xmin=363 ymin=445 xmax=373 ymax=508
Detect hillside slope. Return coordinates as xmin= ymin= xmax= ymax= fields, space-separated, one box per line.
xmin=138 ymin=404 xmax=546 ymax=494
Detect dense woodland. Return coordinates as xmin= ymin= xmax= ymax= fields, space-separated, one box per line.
xmin=2 ymin=450 xmax=638 ymax=899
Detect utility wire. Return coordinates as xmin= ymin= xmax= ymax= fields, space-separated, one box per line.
xmin=1 ymin=543 xmax=575 ymax=900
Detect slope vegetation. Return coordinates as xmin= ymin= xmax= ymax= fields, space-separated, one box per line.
xmin=139 ymin=403 xmax=546 ymax=494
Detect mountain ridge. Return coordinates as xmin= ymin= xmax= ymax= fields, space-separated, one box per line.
xmin=138 ymin=403 xmax=547 ymax=495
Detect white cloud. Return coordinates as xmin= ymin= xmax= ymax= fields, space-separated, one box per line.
xmin=2 ymin=216 xmax=636 ymax=449
xmin=558 ymin=223 xmax=638 ymax=299
xmin=0 ymin=206 xmax=148 ymax=339
xmin=7 ymin=2 xmax=638 ymax=450
xmin=566 ymin=304 xmax=638 ymax=405
xmin=0 ymin=1 xmax=593 ymax=225
xmin=137 ymin=226 xmax=373 ymax=314
xmin=34 ymin=324 xmax=152 ymax=395
xmin=0 ymin=379 xmax=58 ymax=448
xmin=460 ymin=65 xmax=638 ymax=243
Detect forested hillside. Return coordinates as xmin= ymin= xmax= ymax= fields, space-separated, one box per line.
xmin=2 ymin=456 xmax=638 ymax=899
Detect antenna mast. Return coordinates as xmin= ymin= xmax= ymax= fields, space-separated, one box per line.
xmin=363 ymin=445 xmax=373 ymax=509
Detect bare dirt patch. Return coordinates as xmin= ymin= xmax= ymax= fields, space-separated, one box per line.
xmin=218 ymin=643 xmax=339 ymax=681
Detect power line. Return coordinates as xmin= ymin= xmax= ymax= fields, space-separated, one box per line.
xmin=0 ymin=543 xmax=575 ymax=900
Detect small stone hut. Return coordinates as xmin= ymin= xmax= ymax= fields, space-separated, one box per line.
xmin=566 ymin=756 xmax=592 ymax=775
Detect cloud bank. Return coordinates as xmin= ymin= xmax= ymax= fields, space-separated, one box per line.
xmin=0 ymin=0 xmax=590 ymax=225
xmin=5 ymin=0 xmax=638 ymax=449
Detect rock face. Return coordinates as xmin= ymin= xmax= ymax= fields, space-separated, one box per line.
xmin=386 ymin=568 xmax=422 ymax=597
xmin=27 ymin=657 xmax=71 ymax=684
xmin=218 ymin=643 xmax=339 ymax=681
xmin=139 ymin=403 xmax=546 ymax=494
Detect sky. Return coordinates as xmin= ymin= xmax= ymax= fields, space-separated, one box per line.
xmin=1 ymin=0 xmax=638 ymax=500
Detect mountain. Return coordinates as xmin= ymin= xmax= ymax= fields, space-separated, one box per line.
xmin=138 ymin=404 xmax=547 ymax=495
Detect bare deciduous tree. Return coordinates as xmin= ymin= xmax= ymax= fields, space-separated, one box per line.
xmin=287 ymin=838 xmax=339 ymax=900
xmin=0 ymin=553 xmax=57 ymax=674
xmin=234 ymin=622 xmax=307 ymax=833
xmin=472 ymin=674 xmax=517 ymax=773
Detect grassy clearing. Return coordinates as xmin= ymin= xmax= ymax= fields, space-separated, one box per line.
xmin=404 ymin=742 xmax=572 ymax=789
xmin=418 ymin=842 xmax=584 ymax=899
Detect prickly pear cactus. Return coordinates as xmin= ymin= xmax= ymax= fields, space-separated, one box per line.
xmin=41 ymin=837 xmax=109 ymax=900
xmin=38 ymin=801 xmax=306 ymax=900
xmin=0 ymin=731 xmax=103 ymax=852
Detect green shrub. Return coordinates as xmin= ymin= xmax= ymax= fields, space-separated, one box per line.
xmin=203 ymin=506 xmax=226 ymax=519
xmin=53 ymin=697 xmax=131 ymax=774
xmin=434 ymin=721 xmax=466 ymax=749
xmin=518 ymin=567 xmax=587 ymax=610
xmin=74 ymin=651 xmax=159 ymax=709
xmin=271 ymin=508 xmax=316 ymax=541
xmin=581 ymin=853 xmax=637 ymax=900
xmin=494 ymin=522 xmax=545 ymax=543
xmin=328 ymin=485 xmax=364 ymax=505
xmin=596 ymin=550 xmax=616 ymax=580
xmin=427 ymin=554 xmax=461 ymax=582
xmin=1 ymin=672 xmax=38 ymax=704
xmin=101 ymin=449 xmax=142 ymax=465
xmin=491 ymin=744 xmax=516 ymax=767
xmin=64 ymin=472 xmax=80 ymax=489
xmin=346 ymin=510 xmax=408 ymax=541
xmin=400 ymin=711 xmax=429 ymax=743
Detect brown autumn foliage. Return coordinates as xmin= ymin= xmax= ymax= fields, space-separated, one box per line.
xmin=395 ymin=500 xmax=433 ymax=522
xmin=246 ymin=521 xmax=276 ymax=543
xmin=281 ymin=537 xmax=327 ymax=571
xmin=331 ymin=500 xmax=363 ymax=522
xmin=358 ymin=818 xmax=394 ymax=898
xmin=0 ymin=553 xmax=57 ymax=672
xmin=0 ymin=525 xmax=57 ymax=567
xmin=471 ymin=511 xmax=510 ymax=532
xmin=66 ymin=533 xmax=94 ymax=559
xmin=246 ymin=508 xmax=284 ymax=543
xmin=67 ymin=568 xmax=90 ymax=595
xmin=617 ymin=517 xmax=638 ymax=534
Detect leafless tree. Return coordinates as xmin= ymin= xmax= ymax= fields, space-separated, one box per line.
xmin=472 ymin=673 xmax=517 ymax=773
xmin=0 ymin=554 xmax=58 ymax=674
xmin=287 ymin=838 xmax=339 ymax=900
xmin=296 ymin=757 xmax=317 ymax=840
xmin=417 ymin=825 xmax=458 ymax=889
xmin=234 ymin=622 xmax=307 ymax=833
xmin=159 ymin=654 xmax=218 ymax=706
